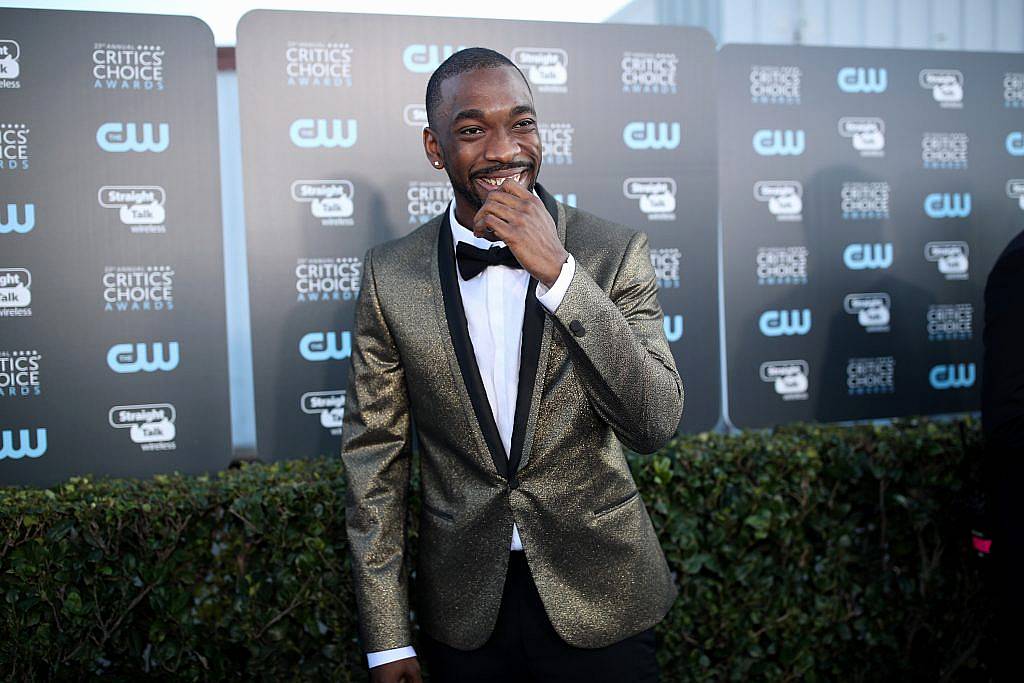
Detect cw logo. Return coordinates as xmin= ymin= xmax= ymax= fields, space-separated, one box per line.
xmin=96 ymin=122 xmax=169 ymax=153
xmin=0 ymin=428 xmax=47 ymax=460
xmin=289 ymin=118 xmax=357 ymax=149
xmin=402 ymin=44 xmax=464 ymax=73
xmin=843 ymin=243 xmax=893 ymax=270
xmin=924 ymin=192 xmax=971 ymax=218
xmin=553 ymin=193 xmax=577 ymax=207
xmin=0 ymin=202 xmax=34 ymax=234
xmin=929 ymin=363 xmax=976 ymax=390
xmin=106 ymin=341 xmax=180 ymax=373
xmin=663 ymin=314 xmax=683 ymax=342
xmin=752 ymin=129 xmax=805 ymax=156
xmin=299 ymin=331 xmax=351 ymax=361
xmin=623 ymin=121 xmax=680 ymax=150
xmin=837 ymin=66 xmax=888 ymax=93
xmin=1006 ymin=131 xmax=1024 ymax=156
xmin=759 ymin=309 xmax=812 ymax=337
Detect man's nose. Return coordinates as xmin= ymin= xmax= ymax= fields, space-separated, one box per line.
xmin=483 ymin=127 xmax=519 ymax=162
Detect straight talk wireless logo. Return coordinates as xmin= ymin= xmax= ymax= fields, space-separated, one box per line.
xmin=0 ymin=39 xmax=21 ymax=88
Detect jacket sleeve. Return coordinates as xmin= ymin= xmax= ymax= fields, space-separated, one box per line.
xmin=549 ymin=230 xmax=684 ymax=453
xmin=340 ymin=247 xmax=413 ymax=653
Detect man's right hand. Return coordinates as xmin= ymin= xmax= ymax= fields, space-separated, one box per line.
xmin=370 ymin=656 xmax=422 ymax=683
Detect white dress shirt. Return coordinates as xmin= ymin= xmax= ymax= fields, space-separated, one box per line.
xmin=367 ymin=199 xmax=576 ymax=669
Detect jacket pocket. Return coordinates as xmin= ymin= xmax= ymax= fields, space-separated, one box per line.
xmin=593 ymin=489 xmax=639 ymax=518
xmin=422 ymin=501 xmax=454 ymax=523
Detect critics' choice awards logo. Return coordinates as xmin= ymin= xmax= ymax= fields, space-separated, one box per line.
xmin=286 ymin=41 xmax=352 ymax=87
xmin=757 ymin=246 xmax=808 ymax=285
xmin=98 ymin=186 xmax=166 ymax=233
xmin=408 ymin=181 xmax=452 ymax=224
xmin=109 ymin=404 xmax=176 ymax=451
xmin=289 ymin=118 xmax=356 ymax=149
xmin=403 ymin=44 xmax=464 ymax=73
xmin=754 ymin=181 xmax=802 ymax=221
xmin=844 ymin=293 xmax=891 ymax=333
xmin=758 ymin=308 xmax=811 ymax=337
xmin=922 ymin=132 xmax=968 ymax=169
xmin=511 ymin=47 xmax=568 ymax=93
xmin=92 ymin=43 xmax=164 ymax=91
xmin=623 ymin=121 xmax=680 ymax=150
xmin=623 ymin=178 xmax=676 ymax=221
xmin=929 ymin=362 xmax=975 ymax=390
xmin=650 ymin=247 xmax=681 ymax=289
xmin=0 ymin=268 xmax=31 ymax=316
xmin=841 ymin=182 xmax=890 ymax=220
xmin=663 ymin=315 xmax=683 ymax=342
xmin=928 ymin=303 xmax=972 ymax=341
xmin=106 ymin=341 xmax=179 ymax=373
xmin=540 ymin=123 xmax=574 ymax=165
xmin=403 ymin=104 xmax=428 ymax=127
xmin=103 ymin=266 xmax=173 ymax=312
xmin=1007 ymin=131 xmax=1024 ymax=156
xmin=621 ymin=52 xmax=677 ymax=94
xmin=843 ymin=243 xmax=893 ymax=270
xmin=925 ymin=241 xmax=969 ymax=280
xmin=847 ymin=356 xmax=895 ymax=395
xmin=1 ymin=123 xmax=29 ymax=171
xmin=752 ymin=129 xmax=804 ymax=156
xmin=299 ymin=331 xmax=351 ymax=362
xmin=291 ymin=180 xmax=354 ymax=227
xmin=1006 ymin=180 xmax=1024 ymax=211
xmin=302 ymin=390 xmax=346 ymax=435
xmin=837 ymin=66 xmax=887 ymax=93
xmin=1004 ymin=73 xmax=1024 ymax=108
xmin=760 ymin=360 xmax=809 ymax=401
xmin=838 ymin=117 xmax=885 ymax=157
xmin=749 ymin=65 xmax=801 ymax=105
xmin=1 ymin=202 xmax=34 ymax=234
xmin=0 ymin=427 xmax=46 ymax=460
xmin=0 ymin=39 xmax=20 ymax=88
xmin=0 ymin=349 xmax=41 ymax=398
xmin=924 ymin=192 xmax=971 ymax=218
xmin=96 ymin=122 xmax=168 ymax=153
xmin=920 ymin=69 xmax=964 ymax=108
xmin=296 ymin=257 xmax=361 ymax=303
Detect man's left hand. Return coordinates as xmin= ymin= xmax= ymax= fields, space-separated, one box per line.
xmin=473 ymin=179 xmax=569 ymax=288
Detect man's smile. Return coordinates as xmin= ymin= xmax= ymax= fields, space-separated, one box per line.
xmin=474 ymin=166 xmax=530 ymax=192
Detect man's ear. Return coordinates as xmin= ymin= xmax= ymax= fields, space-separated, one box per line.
xmin=423 ymin=127 xmax=444 ymax=169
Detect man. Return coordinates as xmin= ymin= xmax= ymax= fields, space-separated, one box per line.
xmin=341 ymin=47 xmax=683 ymax=683
xmin=982 ymin=228 xmax=1024 ymax=675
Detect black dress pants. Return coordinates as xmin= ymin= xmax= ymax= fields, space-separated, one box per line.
xmin=420 ymin=552 xmax=660 ymax=683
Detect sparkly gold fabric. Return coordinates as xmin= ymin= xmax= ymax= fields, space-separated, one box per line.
xmin=341 ymin=201 xmax=683 ymax=652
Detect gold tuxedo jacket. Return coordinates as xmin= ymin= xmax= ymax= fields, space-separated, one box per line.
xmin=341 ymin=185 xmax=683 ymax=653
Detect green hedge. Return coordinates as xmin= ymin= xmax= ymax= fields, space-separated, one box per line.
xmin=0 ymin=419 xmax=992 ymax=680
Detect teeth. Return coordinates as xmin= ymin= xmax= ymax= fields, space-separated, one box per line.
xmin=481 ymin=173 xmax=521 ymax=187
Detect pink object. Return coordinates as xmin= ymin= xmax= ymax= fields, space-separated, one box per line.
xmin=972 ymin=536 xmax=992 ymax=554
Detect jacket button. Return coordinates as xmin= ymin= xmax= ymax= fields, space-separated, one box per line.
xmin=569 ymin=320 xmax=586 ymax=337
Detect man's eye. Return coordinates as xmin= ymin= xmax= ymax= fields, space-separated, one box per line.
xmin=459 ymin=126 xmax=483 ymax=135
xmin=514 ymin=119 xmax=536 ymax=128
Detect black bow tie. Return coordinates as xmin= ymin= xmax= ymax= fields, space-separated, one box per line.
xmin=455 ymin=241 xmax=523 ymax=280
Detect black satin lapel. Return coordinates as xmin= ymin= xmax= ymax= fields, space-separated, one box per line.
xmin=507 ymin=186 xmax=560 ymax=485
xmin=437 ymin=210 xmax=509 ymax=479
xmin=508 ymin=279 xmax=544 ymax=487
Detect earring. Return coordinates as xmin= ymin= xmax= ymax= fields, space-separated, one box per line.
xmin=433 ymin=160 xmax=442 ymax=168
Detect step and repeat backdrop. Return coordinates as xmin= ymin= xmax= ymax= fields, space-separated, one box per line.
xmin=5 ymin=8 xmax=1022 ymax=482
xmin=236 ymin=10 xmax=720 ymax=460
xmin=720 ymin=44 xmax=1023 ymax=428
xmin=0 ymin=9 xmax=231 ymax=486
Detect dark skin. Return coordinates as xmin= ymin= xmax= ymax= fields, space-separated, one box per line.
xmin=371 ymin=65 xmax=569 ymax=683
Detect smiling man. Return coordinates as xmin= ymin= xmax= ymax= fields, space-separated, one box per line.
xmin=341 ymin=47 xmax=683 ymax=683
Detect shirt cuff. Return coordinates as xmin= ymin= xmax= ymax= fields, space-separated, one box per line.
xmin=367 ymin=645 xmax=417 ymax=668
xmin=536 ymin=253 xmax=575 ymax=312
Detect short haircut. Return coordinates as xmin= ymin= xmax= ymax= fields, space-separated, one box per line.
xmin=425 ymin=47 xmax=530 ymax=129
